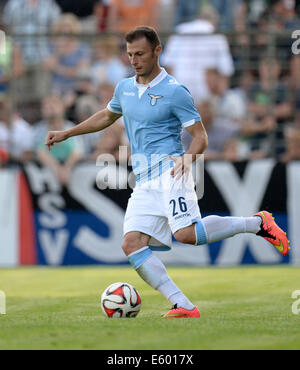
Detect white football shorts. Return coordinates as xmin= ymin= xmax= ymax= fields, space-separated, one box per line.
xmin=123 ymin=169 xmax=201 ymax=250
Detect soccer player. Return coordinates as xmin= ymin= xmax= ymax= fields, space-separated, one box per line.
xmin=45 ymin=26 xmax=290 ymax=318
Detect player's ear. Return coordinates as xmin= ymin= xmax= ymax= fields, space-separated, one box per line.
xmin=154 ymin=44 xmax=162 ymax=57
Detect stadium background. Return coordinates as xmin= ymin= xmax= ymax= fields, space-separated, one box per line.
xmin=0 ymin=0 xmax=300 ymax=267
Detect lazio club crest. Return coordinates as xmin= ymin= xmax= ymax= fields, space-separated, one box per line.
xmin=148 ymin=94 xmax=163 ymax=106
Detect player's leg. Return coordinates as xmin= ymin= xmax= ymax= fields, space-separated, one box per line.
xmin=122 ymin=231 xmax=199 ymax=314
xmin=166 ymin=170 xmax=289 ymax=255
xmin=174 ymin=213 xmax=290 ymax=256
xmin=173 ymin=215 xmax=262 ymax=245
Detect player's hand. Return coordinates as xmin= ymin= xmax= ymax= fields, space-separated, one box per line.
xmin=45 ymin=130 xmax=68 ymax=151
xmin=169 ymin=155 xmax=192 ymax=181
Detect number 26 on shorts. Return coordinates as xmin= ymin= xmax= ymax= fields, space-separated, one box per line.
xmin=169 ymin=197 xmax=187 ymax=216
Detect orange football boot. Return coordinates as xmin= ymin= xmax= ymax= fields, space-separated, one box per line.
xmin=254 ymin=210 xmax=290 ymax=255
xmin=163 ymin=304 xmax=200 ymax=318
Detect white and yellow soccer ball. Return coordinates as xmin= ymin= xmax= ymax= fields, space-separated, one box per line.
xmin=101 ymin=282 xmax=141 ymax=318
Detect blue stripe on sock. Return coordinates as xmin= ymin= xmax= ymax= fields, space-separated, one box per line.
xmin=128 ymin=247 xmax=152 ymax=269
xmin=195 ymin=220 xmax=207 ymax=245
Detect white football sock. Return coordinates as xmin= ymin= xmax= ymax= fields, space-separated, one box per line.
xmin=129 ymin=248 xmax=194 ymax=310
xmin=201 ymin=215 xmax=261 ymax=244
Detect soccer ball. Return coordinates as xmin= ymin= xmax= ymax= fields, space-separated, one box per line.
xmin=101 ymin=282 xmax=141 ymax=318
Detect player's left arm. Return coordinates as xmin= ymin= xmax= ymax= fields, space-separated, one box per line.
xmin=170 ymin=121 xmax=208 ymax=180
xmin=169 ymin=84 xmax=208 ymax=179
xmin=184 ymin=121 xmax=208 ymax=159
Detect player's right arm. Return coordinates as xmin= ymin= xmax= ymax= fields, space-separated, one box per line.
xmin=45 ymin=108 xmax=121 ymax=150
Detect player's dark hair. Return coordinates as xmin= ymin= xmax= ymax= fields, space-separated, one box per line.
xmin=125 ymin=26 xmax=161 ymax=49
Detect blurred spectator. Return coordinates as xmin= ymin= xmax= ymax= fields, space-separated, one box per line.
xmin=181 ymin=66 xmax=284 ymax=161
xmin=232 ymin=2 xmax=293 ymax=74
xmin=186 ymin=100 xmax=241 ymax=160
xmin=234 ymin=1 xmax=276 ymax=68
xmin=74 ymin=94 xmax=103 ymax=158
xmin=0 ymin=0 xmax=9 ymax=12
xmin=235 ymin=0 xmax=269 ymax=30
xmin=205 ymin=68 xmax=247 ymax=124
xmin=0 ymin=28 xmax=24 ymax=93
xmin=91 ymin=81 xmax=128 ymax=162
xmin=90 ymin=36 xmax=127 ymax=87
xmin=108 ymin=0 xmax=159 ymax=33
xmin=181 ymin=68 xmax=246 ymax=159
xmin=80 ymin=1 xmax=111 ymax=32
xmin=230 ymin=70 xmax=276 ymax=157
xmin=34 ymin=95 xmax=82 ymax=185
xmin=211 ymin=0 xmax=243 ymax=31
xmin=157 ymin=0 xmax=175 ymax=32
xmin=96 ymin=81 xmax=115 ymax=108
xmin=253 ymin=9 xmax=278 ymax=50
xmin=266 ymin=1 xmax=300 ymax=64
xmin=233 ymin=70 xmax=256 ymax=110
xmin=3 ymin=0 xmax=61 ymax=65
xmin=246 ymin=55 xmax=292 ymax=156
xmin=173 ymin=0 xmax=200 ymax=27
xmin=92 ymin=123 xmax=124 ymax=162
xmin=2 ymin=0 xmax=61 ymax=102
xmin=94 ymin=0 xmax=111 ymax=31
xmin=181 ymin=67 xmax=245 ymax=160
xmin=280 ymin=126 xmax=300 ymax=162
xmin=63 ymin=69 xmax=96 ymax=122
xmin=252 ymin=1 xmax=300 ymax=64
xmin=43 ymin=14 xmax=91 ymax=95
xmin=222 ymin=138 xmax=241 ymax=162
xmin=201 ymin=69 xmax=246 ymax=160
xmin=162 ymin=5 xmax=234 ymax=103
xmin=290 ymin=56 xmax=300 ymax=91
xmin=75 ymin=94 xmax=99 ymax=118
xmin=271 ymin=0 xmax=300 ymax=29
xmin=75 ymin=95 xmax=99 ymax=123
xmin=0 ymin=95 xmax=34 ymax=164
xmin=249 ymin=56 xmax=292 ymax=121
xmin=250 ymin=56 xmax=292 ymax=115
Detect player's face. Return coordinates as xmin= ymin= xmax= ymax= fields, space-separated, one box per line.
xmin=127 ymin=38 xmax=161 ymax=77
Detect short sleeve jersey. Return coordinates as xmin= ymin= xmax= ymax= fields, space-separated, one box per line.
xmin=108 ymin=68 xmax=201 ymax=183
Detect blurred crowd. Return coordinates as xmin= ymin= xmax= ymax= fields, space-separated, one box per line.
xmin=0 ymin=0 xmax=300 ymax=183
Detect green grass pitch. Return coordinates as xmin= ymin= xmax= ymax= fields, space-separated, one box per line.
xmin=0 ymin=265 xmax=300 ymax=350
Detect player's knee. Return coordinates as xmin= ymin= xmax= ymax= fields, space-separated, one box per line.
xmin=122 ymin=232 xmax=147 ymax=256
xmin=173 ymin=226 xmax=195 ymax=245
xmin=122 ymin=237 xmax=136 ymax=256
